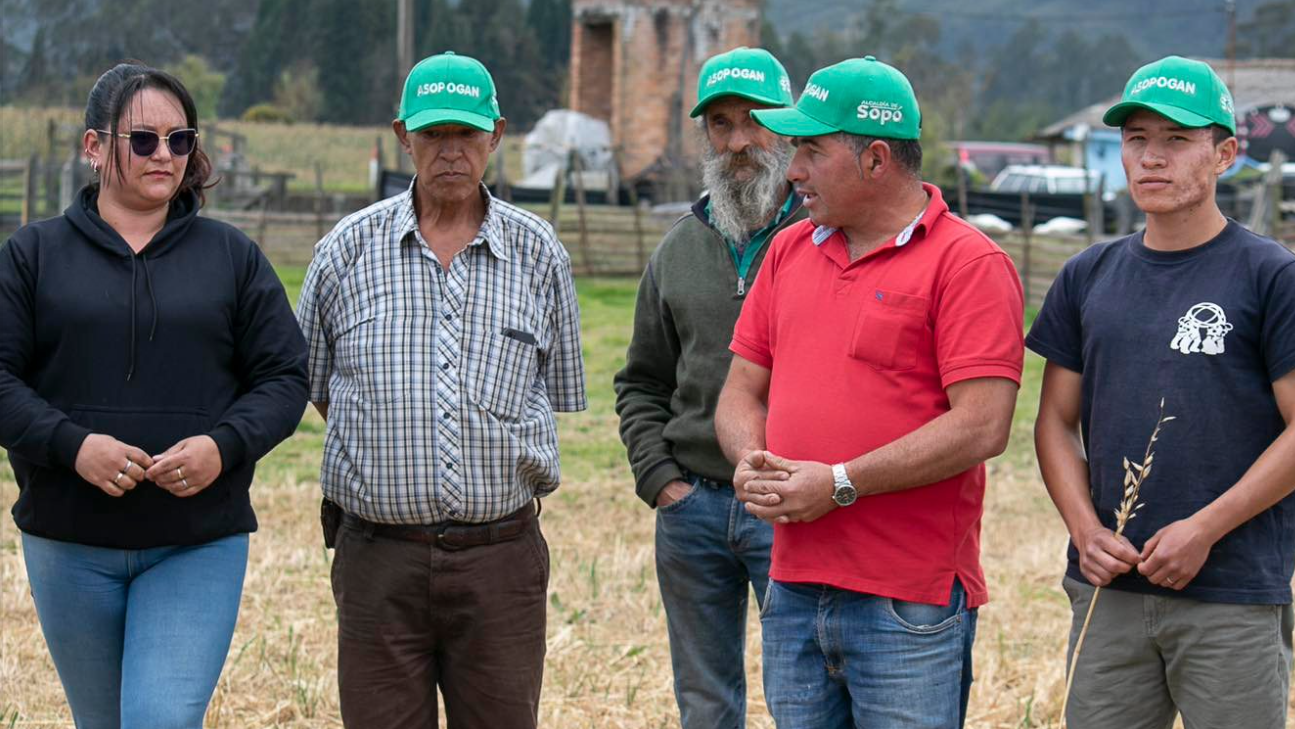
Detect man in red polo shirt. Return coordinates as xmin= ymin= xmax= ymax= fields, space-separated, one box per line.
xmin=715 ymin=56 xmax=1024 ymax=728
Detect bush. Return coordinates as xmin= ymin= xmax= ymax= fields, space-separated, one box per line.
xmin=241 ymin=104 xmax=294 ymax=124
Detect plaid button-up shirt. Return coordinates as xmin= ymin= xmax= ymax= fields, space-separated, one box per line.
xmin=297 ymin=183 xmax=587 ymax=524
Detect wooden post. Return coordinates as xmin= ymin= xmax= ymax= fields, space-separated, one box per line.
xmin=548 ymin=163 xmax=567 ymax=232
xmin=314 ymin=162 xmax=326 ymax=240
xmin=256 ymin=192 xmax=271 ymax=247
xmin=494 ymin=144 xmax=511 ymax=203
xmin=21 ymin=154 xmax=36 ymax=226
xmin=570 ymin=150 xmax=593 ymax=275
xmin=628 ymin=184 xmax=646 ymax=272
xmin=45 ymin=119 xmax=58 ymax=217
xmin=956 ymin=166 xmax=969 ymax=219
xmin=1092 ymin=175 xmax=1105 ymax=240
xmin=1268 ymin=150 xmax=1288 ymax=239
xmin=1021 ymin=192 xmax=1034 ymax=308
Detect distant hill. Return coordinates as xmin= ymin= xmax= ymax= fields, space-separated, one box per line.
xmin=764 ymin=0 xmax=1259 ymax=61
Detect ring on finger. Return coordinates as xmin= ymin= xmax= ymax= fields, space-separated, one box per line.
xmin=113 ymin=471 xmax=126 ymax=485
xmin=177 ymin=465 xmax=184 ymax=480
xmin=180 ymin=478 xmax=189 ymax=490
xmin=124 ymin=458 xmax=134 ymax=471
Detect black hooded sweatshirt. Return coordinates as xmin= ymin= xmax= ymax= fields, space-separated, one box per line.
xmin=0 ymin=186 xmax=308 ymax=549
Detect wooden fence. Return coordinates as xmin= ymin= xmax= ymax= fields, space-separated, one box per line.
xmin=204 ymin=202 xmax=675 ymax=274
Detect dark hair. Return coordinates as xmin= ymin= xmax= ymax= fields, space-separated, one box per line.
xmin=835 ymin=132 xmax=923 ymax=177
xmin=86 ymin=62 xmax=214 ymax=206
xmin=1212 ymin=124 xmax=1234 ymax=146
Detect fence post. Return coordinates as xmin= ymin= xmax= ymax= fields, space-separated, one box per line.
xmin=1021 ymin=191 xmax=1034 ymax=308
xmin=21 ymin=153 xmax=37 ymax=226
xmin=494 ymin=144 xmax=511 ymax=203
xmin=44 ymin=119 xmax=58 ymax=217
xmin=569 ymin=150 xmax=593 ymax=275
xmin=256 ymin=192 xmax=270 ymax=247
xmin=548 ymin=163 xmax=567 ymax=232
xmin=1269 ymin=150 xmax=1287 ymax=239
xmin=314 ymin=162 xmax=326 ymax=240
xmin=1091 ymin=175 xmax=1105 ymax=240
xmin=629 ymin=186 xmax=646 ymax=272
xmin=956 ymin=167 xmax=969 ymax=219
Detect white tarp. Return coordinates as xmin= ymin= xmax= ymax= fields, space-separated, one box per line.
xmin=520 ymin=109 xmax=616 ymax=192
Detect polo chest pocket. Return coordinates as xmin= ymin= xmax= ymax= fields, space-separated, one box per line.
xmin=850 ymin=290 xmax=929 ymax=371
xmin=467 ymin=330 xmax=539 ymax=420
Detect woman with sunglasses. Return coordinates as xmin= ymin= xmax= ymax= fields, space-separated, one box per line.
xmin=0 ymin=62 xmax=307 ymax=727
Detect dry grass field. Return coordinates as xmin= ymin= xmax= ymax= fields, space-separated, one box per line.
xmin=0 ymin=271 xmax=1246 ymax=728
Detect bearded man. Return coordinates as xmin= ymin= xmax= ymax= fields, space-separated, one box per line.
xmin=613 ymin=46 xmax=804 ymax=729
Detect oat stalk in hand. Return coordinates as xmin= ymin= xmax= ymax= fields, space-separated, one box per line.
xmin=1058 ymin=398 xmax=1175 ymax=727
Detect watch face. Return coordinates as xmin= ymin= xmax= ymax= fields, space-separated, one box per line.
xmin=833 ymin=485 xmax=857 ymax=507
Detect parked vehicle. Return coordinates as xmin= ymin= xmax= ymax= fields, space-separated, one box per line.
xmin=991 ymin=165 xmax=1113 ymax=199
xmin=949 ymin=141 xmax=1051 ymax=182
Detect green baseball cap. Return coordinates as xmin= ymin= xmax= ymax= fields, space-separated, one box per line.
xmin=750 ymin=56 xmax=920 ymax=140
xmin=398 ymin=52 xmax=502 ymax=133
xmin=690 ymin=46 xmax=794 ymax=118
xmin=1103 ymin=55 xmax=1236 ymax=135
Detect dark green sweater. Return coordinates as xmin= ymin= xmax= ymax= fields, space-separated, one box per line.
xmin=613 ymin=193 xmax=805 ymax=507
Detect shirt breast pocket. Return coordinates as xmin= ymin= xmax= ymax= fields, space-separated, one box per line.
xmin=850 ymin=290 xmax=929 ymax=371
xmin=335 ymin=314 xmax=410 ymax=404
xmin=468 ymin=330 xmax=539 ymax=420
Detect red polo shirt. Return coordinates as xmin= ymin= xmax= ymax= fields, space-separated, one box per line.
xmin=730 ymin=184 xmax=1023 ymax=608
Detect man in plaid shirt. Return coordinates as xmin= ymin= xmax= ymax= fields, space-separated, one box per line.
xmin=297 ymin=52 xmax=586 ymax=729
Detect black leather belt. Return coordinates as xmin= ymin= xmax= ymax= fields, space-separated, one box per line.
xmin=683 ymin=469 xmax=732 ymax=490
xmin=341 ymin=501 xmax=538 ymax=551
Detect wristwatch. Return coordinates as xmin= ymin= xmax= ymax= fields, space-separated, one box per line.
xmin=831 ymin=463 xmax=857 ymax=507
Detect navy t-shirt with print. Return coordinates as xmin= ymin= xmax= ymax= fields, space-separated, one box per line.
xmin=1026 ymin=220 xmax=1295 ymax=604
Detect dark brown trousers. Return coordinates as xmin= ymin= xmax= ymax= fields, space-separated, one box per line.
xmin=331 ymin=514 xmax=549 ymax=728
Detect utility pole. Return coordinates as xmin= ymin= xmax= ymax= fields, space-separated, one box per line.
xmin=398 ymin=0 xmax=415 ymax=82
xmin=1226 ymin=0 xmax=1236 ymax=91
xmin=396 ymin=0 xmax=415 ymax=173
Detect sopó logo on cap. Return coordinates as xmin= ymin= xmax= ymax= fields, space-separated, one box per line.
xmin=706 ymin=67 xmax=767 ymax=86
xmin=416 ymin=82 xmax=482 ymax=98
xmin=857 ymin=99 xmax=904 ymax=125
xmin=1132 ymin=76 xmax=1197 ymax=96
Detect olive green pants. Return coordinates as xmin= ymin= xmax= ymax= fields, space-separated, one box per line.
xmin=1063 ymin=576 xmax=1293 ymax=729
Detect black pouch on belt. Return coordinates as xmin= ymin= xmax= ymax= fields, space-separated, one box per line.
xmin=321 ymin=498 xmax=343 ymax=548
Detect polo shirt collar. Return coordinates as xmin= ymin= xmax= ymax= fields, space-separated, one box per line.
xmin=397 ymin=178 xmax=511 ymax=261
xmin=810 ymin=182 xmax=949 ymax=250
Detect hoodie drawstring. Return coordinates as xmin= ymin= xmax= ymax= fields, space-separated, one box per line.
xmin=141 ymin=253 xmax=158 ymax=342
xmin=124 ymin=253 xmax=159 ymax=382
xmin=127 ymin=255 xmax=138 ymax=382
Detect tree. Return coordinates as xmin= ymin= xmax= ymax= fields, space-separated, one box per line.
xmin=273 ymin=60 xmax=323 ymax=122
xmin=165 ymin=55 xmax=226 ymax=120
xmin=1237 ymin=0 xmax=1295 ymax=58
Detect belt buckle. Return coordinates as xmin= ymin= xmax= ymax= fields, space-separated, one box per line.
xmin=434 ymin=525 xmax=466 ymax=551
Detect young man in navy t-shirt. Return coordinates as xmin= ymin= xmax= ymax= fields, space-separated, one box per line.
xmin=1029 ymin=56 xmax=1295 ymax=728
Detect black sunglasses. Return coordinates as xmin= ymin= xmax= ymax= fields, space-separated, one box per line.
xmin=97 ymin=128 xmax=199 ymax=157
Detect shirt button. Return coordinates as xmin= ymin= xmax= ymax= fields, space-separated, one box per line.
xmin=442 ymin=411 xmax=451 ymax=419
xmin=441 ymin=362 xmax=450 ymax=370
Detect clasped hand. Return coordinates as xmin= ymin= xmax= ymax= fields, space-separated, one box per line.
xmin=733 ymin=450 xmax=836 ymax=525
xmin=75 ymin=433 xmax=223 ymax=498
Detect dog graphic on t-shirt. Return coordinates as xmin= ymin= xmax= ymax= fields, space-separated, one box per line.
xmin=1170 ymin=302 xmax=1233 ymax=355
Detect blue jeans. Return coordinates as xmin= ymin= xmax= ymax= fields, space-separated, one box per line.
xmin=21 ymin=532 xmax=249 ymax=729
xmin=761 ymin=578 xmax=978 ymax=729
xmin=655 ymin=473 xmax=773 ymax=729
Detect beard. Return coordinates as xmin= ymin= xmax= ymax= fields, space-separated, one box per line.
xmin=700 ymin=137 xmax=793 ymax=244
